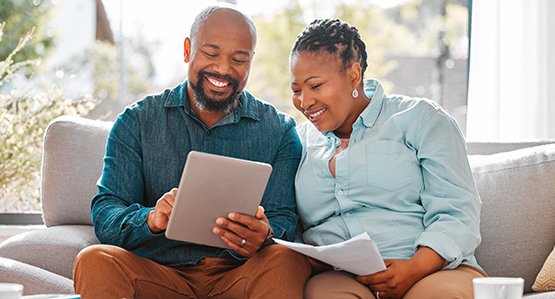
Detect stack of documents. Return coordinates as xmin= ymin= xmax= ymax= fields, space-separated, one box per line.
xmin=273 ymin=232 xmax=386 ymax=276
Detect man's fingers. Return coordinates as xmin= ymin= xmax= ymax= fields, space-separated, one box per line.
xmin=213 ymin=226 xmax=254 ymax=257
xmin=228 ymin=211 xmax=267 ymax=232
xmin=164 ymin=188 xmax=178 ymax=206
xmin=255 ymin=206 xmax=265 ymax=219
xmin=148 ymin=188 xmax=179 ymax=233
xmin=214 ymin=210 xmax=270 ymax=254
xmin=215 ymin=216 xmax=255 ymax=240
xmin=221 ymin=236 xmax=253 ymax=257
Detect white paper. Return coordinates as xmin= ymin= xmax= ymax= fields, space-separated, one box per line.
xmin=273 ymin=232 xmax=386 ymax=276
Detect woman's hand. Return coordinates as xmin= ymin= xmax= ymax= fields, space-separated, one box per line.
xmin=356 ymin=259 xmax=421 ymax=298
xmin=356 ymin=247 xmax=446 ymax=299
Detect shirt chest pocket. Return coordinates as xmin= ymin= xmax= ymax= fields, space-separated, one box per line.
xmin=365 ymin=141 xmax=414 ymax=191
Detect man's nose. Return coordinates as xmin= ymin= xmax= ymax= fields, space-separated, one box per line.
xmin=213 ymin=58 xmax=231 ymax=75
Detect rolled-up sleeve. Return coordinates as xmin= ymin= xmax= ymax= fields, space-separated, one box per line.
xmin=415 ymin=107 xmax=481 ymax=269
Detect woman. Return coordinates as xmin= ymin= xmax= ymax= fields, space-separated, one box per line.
xmin=290 ymin=19 xmax=487 ymax=299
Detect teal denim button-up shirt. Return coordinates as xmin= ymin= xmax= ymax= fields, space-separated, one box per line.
xmin=295 ymin=79 xmax=482 ymax=270
xmin=91 ymin=80 xmax=302 ymax=266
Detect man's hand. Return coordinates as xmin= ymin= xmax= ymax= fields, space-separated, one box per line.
xmin=147 ymin=188 xmax=178 ymax=234
xmin=213 ymin=206 xmax=272 ymax=257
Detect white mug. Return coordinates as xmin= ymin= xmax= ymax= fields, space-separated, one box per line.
xmin=0 ymin=283 xmax=23 ymax=299
xmin=473 ymin=277 xmax=524 ymax=299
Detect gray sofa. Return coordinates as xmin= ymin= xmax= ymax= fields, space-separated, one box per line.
xmin=1 ymin=115 xmax=554 ymax=297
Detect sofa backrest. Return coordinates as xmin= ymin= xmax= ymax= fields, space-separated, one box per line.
xmin=469 ymin=142 xmax=555 ymax=293
xmin=41 ymin=116 xmax=112 ymax=227
xmin=467 ymin=140 xmax=555 ymax=155
xmin=38 ymin=117 xmax=555 ymax=292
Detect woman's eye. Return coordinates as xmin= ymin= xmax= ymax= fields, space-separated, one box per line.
xmin=204 ymin=52 xmax=217 ymax=57
xmin=311 ymin=84 xmax=322 ymax=90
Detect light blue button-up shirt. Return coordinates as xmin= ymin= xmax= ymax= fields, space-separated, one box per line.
xmin=295 ymin=79 xmax=482 ymax=270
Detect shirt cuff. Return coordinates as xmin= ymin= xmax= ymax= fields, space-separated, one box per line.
xmin=415 ymin=231 xmax=463 ymax=269
xmin=133 ymin=207 xmax=163 ymax=240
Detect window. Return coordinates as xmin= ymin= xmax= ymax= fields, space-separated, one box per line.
xmin=0 ymin=0 xmax=469 ymax=218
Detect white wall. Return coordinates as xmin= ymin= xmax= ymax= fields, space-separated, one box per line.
xmin=46 ymin=0 xmax=96 ymax=97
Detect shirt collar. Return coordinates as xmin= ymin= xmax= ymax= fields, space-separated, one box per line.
xmin=163 ymin=80 xmax=261 ymax=122
xmin=358 ymin=78 xmax=386 ymax=128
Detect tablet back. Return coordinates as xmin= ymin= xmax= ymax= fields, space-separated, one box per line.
xmin=165 ymin=151 xmax=272 ymax=249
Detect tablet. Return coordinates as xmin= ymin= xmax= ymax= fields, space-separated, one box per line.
xmin=165 ymin=151 xmax=273 ymax=249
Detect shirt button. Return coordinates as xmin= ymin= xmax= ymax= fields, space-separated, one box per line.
xmin=345 ymin=212 xmax=351 ymax=217
xmin=337 ymin=190 xmax=343 ymax=195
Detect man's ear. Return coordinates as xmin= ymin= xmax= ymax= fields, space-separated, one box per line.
xmin=349 ymin=62 xmax=362 ymax=88
xmin=184 ymin=37 xmax=191 ymax=63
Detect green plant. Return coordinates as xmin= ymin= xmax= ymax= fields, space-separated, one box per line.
xmin=0 ymin=23 xmax=98 ymax=212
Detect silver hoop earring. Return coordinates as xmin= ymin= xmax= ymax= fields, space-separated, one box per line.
xmin=352 ymin=89 xmax=358 ymax=98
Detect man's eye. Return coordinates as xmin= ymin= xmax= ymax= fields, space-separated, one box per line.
xmin=232 ymin=57 xmax=250 ymax=63
xmin=204 ymin=52 xmax=217 ymax=57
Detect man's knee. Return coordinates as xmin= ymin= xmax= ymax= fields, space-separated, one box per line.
xmin=260 ymin=244 xmax=310 ymax=268
xmin=76 ymin=244 xmax=116 ymax=263
xmin=74 ymin=244 xmax=125 ymax=276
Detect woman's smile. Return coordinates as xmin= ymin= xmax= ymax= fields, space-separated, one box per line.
xmin=306 ymin=107 xmax=327 ymax=123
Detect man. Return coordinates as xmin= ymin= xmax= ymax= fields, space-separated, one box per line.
xmin=73 ymin=4 xmax=311 ymax=299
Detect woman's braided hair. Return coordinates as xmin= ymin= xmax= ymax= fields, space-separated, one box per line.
xmin=291 ymin=18 xmax=368 ymax=77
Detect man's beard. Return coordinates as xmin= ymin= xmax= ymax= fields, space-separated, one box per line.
xmin=190 ymin=71 xmax=242 ymax=114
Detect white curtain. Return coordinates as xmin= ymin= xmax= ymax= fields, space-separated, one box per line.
xmin=466 ymin=0 xmax=555 ymax=141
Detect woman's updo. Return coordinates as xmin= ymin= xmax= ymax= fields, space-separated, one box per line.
xmin=291 ymin=18 xmax=368 ymax=77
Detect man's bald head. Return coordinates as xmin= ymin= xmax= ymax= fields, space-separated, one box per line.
xmin=189 ymin=4 xmax=257 ymax=47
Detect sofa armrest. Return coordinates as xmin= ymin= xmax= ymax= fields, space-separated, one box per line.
xmin=41 ymin=116 xmax=112 ymax=227
xmin=0 ymin=257 xmax=74 ymax=295
xmin=0 ymin=225 xmax=99 ymax=279
xmin=470 ymin=143 xmax=555 ymax=293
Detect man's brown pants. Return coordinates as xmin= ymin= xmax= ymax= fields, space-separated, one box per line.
xmin=73 ymin=244 xmax=311 ymax=299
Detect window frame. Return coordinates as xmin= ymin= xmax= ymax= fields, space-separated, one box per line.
xmin=0 ymin=212 xmax=44 ymax=225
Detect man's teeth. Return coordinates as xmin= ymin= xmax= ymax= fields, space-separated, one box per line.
xmin=308 ymin=109 xmax=325 ymax=118
xmin=207 ymin=77 xmax=229 ymax=87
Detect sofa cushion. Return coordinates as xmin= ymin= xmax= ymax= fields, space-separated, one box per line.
xmin=532 ymin=244 xmax=555 ymax=292
xmin=41 ymin=116 xmax=112 ymax=226
xmin=0 ymin=225 xmax=99 ymax=279
xmin=523 ymin=291 xmax=555 ymax=298
xmin=0 ymin=257 xmax=74 ymax=295
xmin=469 ymin=143 xmax=555 ymax=293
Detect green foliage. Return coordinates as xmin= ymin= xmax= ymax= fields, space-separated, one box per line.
xmin=334 ymin=1 xmax=415 ymax=82
xmin=0 ymin=0 xmax=55 ymax=75
xmin=0 ymin=25 xmax=98 ymax=212
xmin=247 ymin=0 xmax=306 ymax=119
xmin=90 ymin=38 xmax=155 ymax=103
xmin=246 ymin=0 xmax=414 ymax=121
xmin=62 ymin=37 xmax=156 ymax=120
xmin=245 ymin=0 xmax=469 ymax=125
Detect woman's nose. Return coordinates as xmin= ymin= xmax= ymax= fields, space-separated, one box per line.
xmin=299 ymin=93 xmax=315 ymax=109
